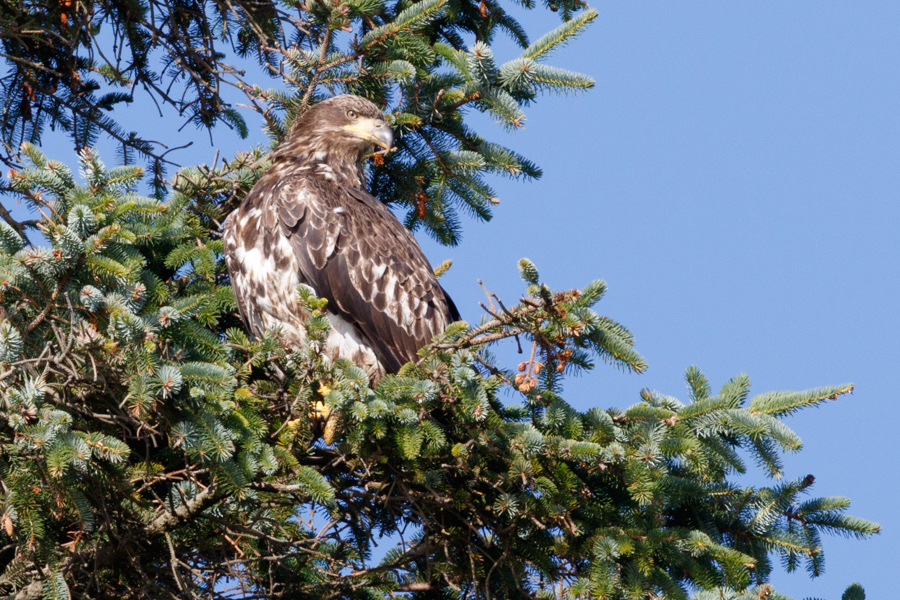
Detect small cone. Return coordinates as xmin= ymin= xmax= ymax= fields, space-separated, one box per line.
xmin=311 ymin=400 xmax=338 ymax=444
xmin=322 ymin=413 xmax=338 ymax=445
xmin=312 ymin=400 xmax=331 ymax=421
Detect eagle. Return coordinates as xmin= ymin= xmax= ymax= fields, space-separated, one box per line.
xmin=222 ymin=95 xmax=459 ymax=382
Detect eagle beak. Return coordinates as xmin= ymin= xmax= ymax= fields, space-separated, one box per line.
xmin=344 ymin=118 xmax=393 ymax=150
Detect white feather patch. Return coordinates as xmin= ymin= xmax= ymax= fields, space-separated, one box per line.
xmin=325 ymin=312 xmax=385 ymax=379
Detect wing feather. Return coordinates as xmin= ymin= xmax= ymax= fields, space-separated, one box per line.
xmin=281 ymin=201 xmax=306 ymax=228
xmin=273 ymin=175 xmax=454 ymax=371
xmin=262 ymin=196 xmax=278 ymax=231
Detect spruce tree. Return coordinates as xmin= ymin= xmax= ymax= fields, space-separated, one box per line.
xmin=0 ymin=1 xmax=879 ymax=599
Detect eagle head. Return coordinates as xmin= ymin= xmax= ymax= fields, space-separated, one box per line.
xmin=273 ymin=96 xmax=393 ymax=170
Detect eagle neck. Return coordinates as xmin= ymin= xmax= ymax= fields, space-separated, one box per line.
xmin=273 ymin=135 xmax=366 ymax=188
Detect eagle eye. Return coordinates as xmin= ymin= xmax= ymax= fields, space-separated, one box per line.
xmin=346 ymin=109 xmax=358 ymax=119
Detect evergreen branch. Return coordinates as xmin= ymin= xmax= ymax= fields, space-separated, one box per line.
xmin=522 ymin=9 xmax=598 ymax=60
xmin=528 ymin=64 xmax=595 ymax=91
xmin=430 ymin=300 xmax=541 ymax=353
xmin=24 ymin=262 xmax=79 ymax=335
xmin=748 ymin=384 xmax=854 ymax=417
xmin=6 ymin=580 xmax=42 ymax=600
xmin=0 ymin=201 xmax=32 ymax=242
xmin=145 ymin=484 xmax=220 ymax=536
xmin=679 ymin=394 xmax=730 ymax=420
xmin=357 ymin=0 xmax=447 ymax=50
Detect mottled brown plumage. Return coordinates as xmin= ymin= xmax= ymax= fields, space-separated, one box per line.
xmin=222 ymin=95 xmax=458 ymax=381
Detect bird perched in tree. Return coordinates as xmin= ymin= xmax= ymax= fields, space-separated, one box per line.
xmin=222 ymin=95 xmax=459 ymax=382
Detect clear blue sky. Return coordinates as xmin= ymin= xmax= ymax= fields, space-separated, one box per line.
xmin=39 ymin=2 xmax=898 ymax=597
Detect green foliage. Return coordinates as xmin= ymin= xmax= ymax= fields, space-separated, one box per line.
xmin=0 ymin=147 xmax=877 ymax=599
xmin=0 ymin=0 xmax=594 ymax=238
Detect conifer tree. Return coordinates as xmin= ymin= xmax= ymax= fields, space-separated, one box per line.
xmin=0 ymin=1 xmax=880 ymax=599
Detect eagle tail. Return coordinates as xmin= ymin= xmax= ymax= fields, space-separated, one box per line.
xmin=442 ymin=286 xmax=461 ymax=322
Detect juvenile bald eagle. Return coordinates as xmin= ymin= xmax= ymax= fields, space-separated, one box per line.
xmin=222 ymin=95 xmax=459 ymax=381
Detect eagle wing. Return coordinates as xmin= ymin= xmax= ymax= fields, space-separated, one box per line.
xmin=268 ymin=174 xmax=456 ymax=373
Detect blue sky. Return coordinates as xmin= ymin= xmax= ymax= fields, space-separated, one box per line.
xmin=34 ymin=1 xmax=898 ymax=597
